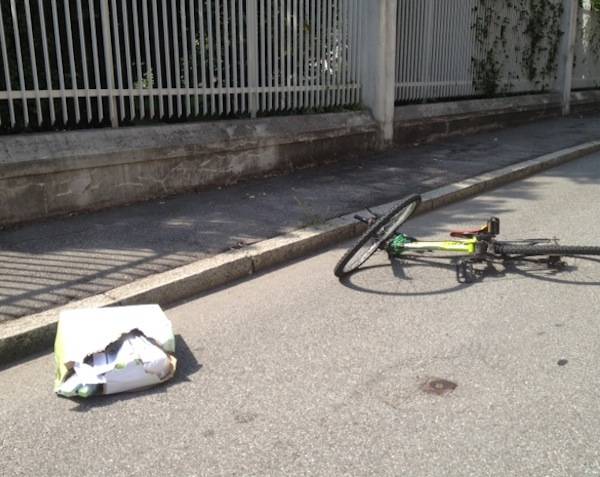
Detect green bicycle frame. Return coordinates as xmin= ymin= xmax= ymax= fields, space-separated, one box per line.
xmin=388 ymin=234 xmax=478 ymax=256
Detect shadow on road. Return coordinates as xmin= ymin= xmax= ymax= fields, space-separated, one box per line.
xmin=339 ymin=254 xmax=600 ymax=296
xmin=504 ymin=256 xmax=600 ymax=287
xmin=68 ymin=335 xmax=202 ymax=413
xmin=339 ymin=257 xmax=476 ymax=297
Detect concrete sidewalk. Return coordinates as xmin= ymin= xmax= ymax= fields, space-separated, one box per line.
xmin=1 ymin=113 xmax=600 ymax=362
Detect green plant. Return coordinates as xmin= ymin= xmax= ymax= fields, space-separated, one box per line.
xmin=471 ymin=0 xmax=564 ymax=96
xmin=574 ymin=1 xmax=600 ymax=67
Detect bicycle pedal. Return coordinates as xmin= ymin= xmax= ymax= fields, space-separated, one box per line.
xmin=547 ymin=255 xmax=566 ymax=269
xmin=456 ymin=261 xmax=476 ymax=284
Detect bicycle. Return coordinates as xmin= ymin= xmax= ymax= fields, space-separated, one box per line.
xmin=334 ymin=194 xmax=600 ymax=283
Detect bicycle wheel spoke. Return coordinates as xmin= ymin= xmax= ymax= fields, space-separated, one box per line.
xmin=334 ymin=195 xmax=421 ymax=278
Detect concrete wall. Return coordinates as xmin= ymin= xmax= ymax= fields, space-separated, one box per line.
xmin=570 ymin=90 xmax=600 ymax=114
xmin=394 ymin=91 xmax=600 ymax=146
xmin=0 ymin=112 xmax=378 ymax=226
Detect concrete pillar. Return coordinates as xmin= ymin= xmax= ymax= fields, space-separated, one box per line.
xmin=556 ymin=0 xmax=579 ymax=115
xmin=359 ymin=0 xmax=398 ymax=147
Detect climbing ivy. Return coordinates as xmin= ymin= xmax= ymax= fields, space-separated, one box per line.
xmin=471 ymin=0 xmax=564 ymax=97
xmin=574 ymin=0 xmax=600 ymax=68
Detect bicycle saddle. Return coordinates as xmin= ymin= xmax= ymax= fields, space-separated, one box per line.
xmin=450 ymin=217 xmax=500 ymax=238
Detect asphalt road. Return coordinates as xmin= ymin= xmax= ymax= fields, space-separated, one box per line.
xmin=2 ymin=153 xmax=600 ymax=476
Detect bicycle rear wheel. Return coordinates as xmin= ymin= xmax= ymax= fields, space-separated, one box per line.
xmin=497 ymin=244 xmax=600 ymax=257
xmin=334 ymin=195 xmax=421 ymax=278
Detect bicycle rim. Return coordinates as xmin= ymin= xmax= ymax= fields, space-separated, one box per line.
xmin=334 ymin=195 xmax=421 ymax=278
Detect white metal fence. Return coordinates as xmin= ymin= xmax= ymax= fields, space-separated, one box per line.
xmin=0 ymin=0 xmax=362 ymax=131
xmin=395 ymin=0 xmax=476 ymax=102
xmin=1 ymin=1 xmax=599 ymax=134
xmin=395 ymin=0 xmax=566 ymax=102
xmin=573 ymin=1 xmax=600 ymax=90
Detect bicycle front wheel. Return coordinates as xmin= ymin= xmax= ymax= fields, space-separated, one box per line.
xmin=334 ymin=195 xmax=421 ymax=278
xmin=497 ymin=244 xmax=600 ymax=257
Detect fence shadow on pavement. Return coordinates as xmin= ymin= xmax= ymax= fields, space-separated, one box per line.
xmin=67 ymin=335 xmax=202 ymax=413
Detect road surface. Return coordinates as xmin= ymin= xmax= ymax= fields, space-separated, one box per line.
xmin=2 ymin=153 xmax=600 ymax=476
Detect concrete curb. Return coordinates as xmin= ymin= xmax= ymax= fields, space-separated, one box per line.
xmin=2 ymin=140 xmax=600 ymax=365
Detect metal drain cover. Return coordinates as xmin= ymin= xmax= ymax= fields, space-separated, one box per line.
xmin=421 ymin=378 xmax=458 ymax=396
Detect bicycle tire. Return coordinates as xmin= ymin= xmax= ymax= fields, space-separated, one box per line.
xmin=334 ymin=195 xmax=421 ymax=278
xmin=497 ymin=244 xmax=600 ymax=257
